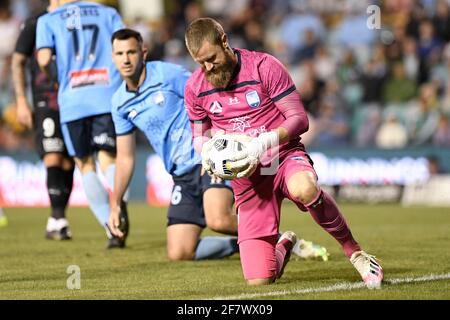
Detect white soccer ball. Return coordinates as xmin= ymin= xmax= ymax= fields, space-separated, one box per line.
xmin=208 ymin=134 xmax=248 ymax=180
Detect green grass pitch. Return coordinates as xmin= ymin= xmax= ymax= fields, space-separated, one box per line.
xmin=0 ymin=203 xmax=449 ymax=299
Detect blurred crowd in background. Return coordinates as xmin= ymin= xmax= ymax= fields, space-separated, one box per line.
xmin=1 ymin=0 xmax=450 ymax=152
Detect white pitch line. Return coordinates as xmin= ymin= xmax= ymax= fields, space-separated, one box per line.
xmin=210 ymin=272 xmax=450 ymax=300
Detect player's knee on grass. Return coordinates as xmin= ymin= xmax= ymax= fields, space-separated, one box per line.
xmin=246 ymin=278 xmax=274 ymax=286
xmin=239 ymin=236 xmax=278 ymax=285
xmin=166 ymin=224 xmax=202 ymax=261
xmin=167 ymin=246 xmax=196 ymax=261
xmin=287 ymin=171 xmax=320 ymax=205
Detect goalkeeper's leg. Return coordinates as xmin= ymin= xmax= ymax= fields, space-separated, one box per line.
xmin=239 ymin=232 xmax=296 ymax=285
xmin=284 ymin=163 xmax=383 ymax=288
xmin=286 ymin=170 xmax=361 ymax=258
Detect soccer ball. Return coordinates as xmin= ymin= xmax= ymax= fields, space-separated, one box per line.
xmin=207 ymin=134 xmax=248 ymax=180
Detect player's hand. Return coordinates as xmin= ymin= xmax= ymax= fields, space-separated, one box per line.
xmin=227 ymin=131 xmax=279 ymax=178
xmin=230 ymin=131 xmax=279 ymax=162
xmin=229 ymin=156 xmax=259 ymax=178
xmin=16 ymin=97 xmax=33 ymax=129
xmin=108 ymin=205 xmax=124 ymax=238
xmin=201 ymin=129 xmax=225 ymax=176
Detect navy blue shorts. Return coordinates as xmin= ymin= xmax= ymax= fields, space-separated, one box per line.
xmin=167 ymin=164 xmax=233 ymax=227
xmin=61 ymin=113 xmax=116 ymax=158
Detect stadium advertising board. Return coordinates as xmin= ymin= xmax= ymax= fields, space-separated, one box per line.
xmin=0 ymin=156 xmax=100 ymax=207
xmin=145 ymin=152 xmax=430 ymax=206
xmin=0 ymin=152 xmax=443 ymax=207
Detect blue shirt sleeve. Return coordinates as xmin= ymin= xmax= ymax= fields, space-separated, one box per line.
xmin=36 ymin=14 xmax=54 ymax=50
xmin=111 ymin=108 xmax=135 ymax=135
xmin=111 ymin=93 xmax=135 ymax=135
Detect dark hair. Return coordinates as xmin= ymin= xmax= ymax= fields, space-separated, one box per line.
xmin=111 ymin=28 xmax=143 ymax=45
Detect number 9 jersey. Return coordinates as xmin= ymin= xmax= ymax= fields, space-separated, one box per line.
xmin=36 ymin=1 xmax=124 ymax=124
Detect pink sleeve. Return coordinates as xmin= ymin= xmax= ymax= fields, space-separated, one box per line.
xmin=259 ymin=54 xmax=309 ymax=138
xmin=274 ymin=90 xmax=309 ymax=138
xmin=258 ymin=54 xmax=296 ymax=101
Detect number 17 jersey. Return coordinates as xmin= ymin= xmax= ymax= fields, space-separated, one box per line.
xmin=36 ymin=1 xmax=124 ymax=123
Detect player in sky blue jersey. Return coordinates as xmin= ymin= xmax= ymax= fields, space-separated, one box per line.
xmin=36 ymin=0 xmax=129 ymax=249
xmin=36 ymin=0 xmax=123 ymax=123
xmin=109 ymin=29 xmax=239 ymax=261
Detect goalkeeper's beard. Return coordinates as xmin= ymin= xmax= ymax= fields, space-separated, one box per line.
xmin=205 ymin=55 xmax=235 ymax=88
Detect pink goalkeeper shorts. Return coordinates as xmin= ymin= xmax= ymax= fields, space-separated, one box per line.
xmin=231 ymin=149 xmax=317 ymax=244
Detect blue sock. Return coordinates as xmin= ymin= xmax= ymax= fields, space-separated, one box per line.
xmin=82 ymin=171 xmax=110 ymax=228
xmin=194 ymin=236 xmax=239 ymax=260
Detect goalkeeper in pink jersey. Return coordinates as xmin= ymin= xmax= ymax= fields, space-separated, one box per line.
xmin=184 ymin=18 xmax=383 ymax=288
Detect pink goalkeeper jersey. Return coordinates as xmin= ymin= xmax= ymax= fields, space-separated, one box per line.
xmin=185 ymin=48 xmax=306 ymax=158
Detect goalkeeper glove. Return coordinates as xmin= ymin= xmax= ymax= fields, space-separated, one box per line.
xmin=200 ymin=129 xmax=225 ymax=176
xmin=228 ymin=131 xmax=279 ymax=178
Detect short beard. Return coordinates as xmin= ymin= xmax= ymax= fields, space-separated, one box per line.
xmin=205 ymin=51 xmax=235 ymax=88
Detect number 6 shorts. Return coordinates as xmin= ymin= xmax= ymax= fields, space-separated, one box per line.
xmin=167 ymin=164 xmax=233 ymax=227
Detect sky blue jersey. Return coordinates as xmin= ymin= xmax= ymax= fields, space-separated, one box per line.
xmin=36 ymin=1 xmax=124 ymax=123
xmin=111 ymin=61 xmax=201 ymax=177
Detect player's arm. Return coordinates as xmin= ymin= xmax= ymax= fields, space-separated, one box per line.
xmin=35 ymin=15 xmax=54 ymax=77
xmin=12 ymin=19 xmax=36 ymax=129
xmin=109 ymin=132 xmax=136 ymax=237
xmin=256 ymin=54 xmax=309 ymax=145
xmin=229 ymin=55 xmax=309 ymax=177
xmin=249 ymin=92 xmax=309 ymax=150
xmin=11 ymin=52 xmax=33 ymax=129
xmin=273 ymin=89 xmax=309 ymax=143
xmin=37 ymin=48 xmax=52 ymax=76
xmin=237 ymin=92 xmax=308 ymax=165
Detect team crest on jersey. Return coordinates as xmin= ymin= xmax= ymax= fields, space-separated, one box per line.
xmin=128 ymin=109 xmax=138 ymax=120
xmin=245 ymin=90 xmax=260 ymax=108
xmin=153 ymin=91 xmax=165 ymax=106
xmin=209 ymin=101 xmax=223 ymax=114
